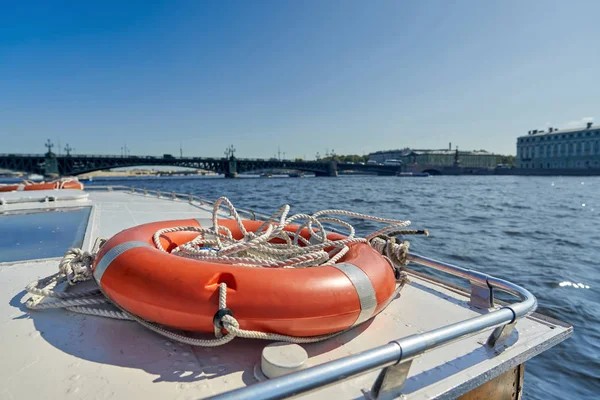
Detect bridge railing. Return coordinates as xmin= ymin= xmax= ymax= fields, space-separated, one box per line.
xmin=0 ymin=153 xmax=45 ymax=157
xmin=0 ymin=154 xmax=331 ymax=164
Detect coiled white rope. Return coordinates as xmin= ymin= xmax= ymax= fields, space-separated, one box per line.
xmin=152 ymin=197 xmax=412 ymax=269
xmin=25 ymin=197 xmax=423 ymax=347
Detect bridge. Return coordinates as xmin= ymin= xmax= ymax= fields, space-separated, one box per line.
xmin=0 ymin=152 xmax=402 ymax=178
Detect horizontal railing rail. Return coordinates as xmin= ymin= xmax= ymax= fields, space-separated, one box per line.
xmin=87 ymin=185 xmax=273 ymax=221
xmin=205 ymin=255 xmax=536 ymax=400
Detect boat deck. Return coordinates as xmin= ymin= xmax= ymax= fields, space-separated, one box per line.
xmin=0 ymin=190 xmax=572 ymax=399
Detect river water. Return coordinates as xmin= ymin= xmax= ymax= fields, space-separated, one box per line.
xmin=8 ymin=174 xmax=597 ymax=398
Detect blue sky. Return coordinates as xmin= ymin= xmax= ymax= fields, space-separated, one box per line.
xmin=1 ymin=1 xmax=599 ymax=158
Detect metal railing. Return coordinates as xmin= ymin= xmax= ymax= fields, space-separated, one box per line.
xmin=0 ymin=153 xmax=45 ymax=157
xmin=207 ymin=253 xmax=537 ymax=400
xmin=87 ymin=185 xmax=272 ymax=221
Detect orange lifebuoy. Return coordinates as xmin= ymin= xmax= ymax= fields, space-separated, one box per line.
xmin=92 ymin=219 xmax=397 ymax=337
xmin=0 ymin=179 xmax=84 ymax=192
xmin=63 ymin=180 xmax=84 ymax=190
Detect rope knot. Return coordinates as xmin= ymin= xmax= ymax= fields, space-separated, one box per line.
xmin=369 ymin=229 xmax=429 ymax=275
xmin=369 ymin=236 xmax=411 ymax=278
xmin=221 ymin=314 xmax=239 ymax=332
xmin=58 ymin=248 xmax=96 ymax=285
xmin=213 ymin=308 xmax=234 ymax=329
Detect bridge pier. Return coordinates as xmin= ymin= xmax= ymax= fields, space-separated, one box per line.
xmin=44 ymin=152 xmax=59 ymax=178
xmin=224 ymin=159 xmax=238 ymax=178
xmin=315 ymin=160 xmax=338 ymax=177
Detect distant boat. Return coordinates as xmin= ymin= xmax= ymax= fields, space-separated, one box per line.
xmin=397 ymin=172 xmax=430 ymax=177
xmin=288 ymin=172 xmax=305 ymax=178
xmin=261 ymin=172 xmax=273 ymax=178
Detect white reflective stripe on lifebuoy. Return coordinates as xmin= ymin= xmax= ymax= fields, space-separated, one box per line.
xmin=94 ymin=241 xmax=152 ymax=284
xmin=332 ymin=262 xmax=377 ymax=326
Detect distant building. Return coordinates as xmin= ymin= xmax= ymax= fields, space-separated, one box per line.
xmin=369 ymin=149 xmax=411 ymax=164
xmin=369 ymin=148 xmax=500 ymax=169
xmin=516 ymin=123 xmax=600 ymax=169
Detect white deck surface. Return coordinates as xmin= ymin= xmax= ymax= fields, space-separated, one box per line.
xmin=0 ymin=191 xmax=572 ymax=399
xmin=0 ymin=189 xmax=88 ymax=206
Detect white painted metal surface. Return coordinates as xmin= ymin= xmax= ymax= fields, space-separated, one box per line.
xmin=0 ymin=189 xmax=88 ymax=206
xmin=0 ymin=190 xmax=571 ymax=399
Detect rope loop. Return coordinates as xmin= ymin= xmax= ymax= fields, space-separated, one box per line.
xmin=59 ymin=248 xmax=96 ymax=285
